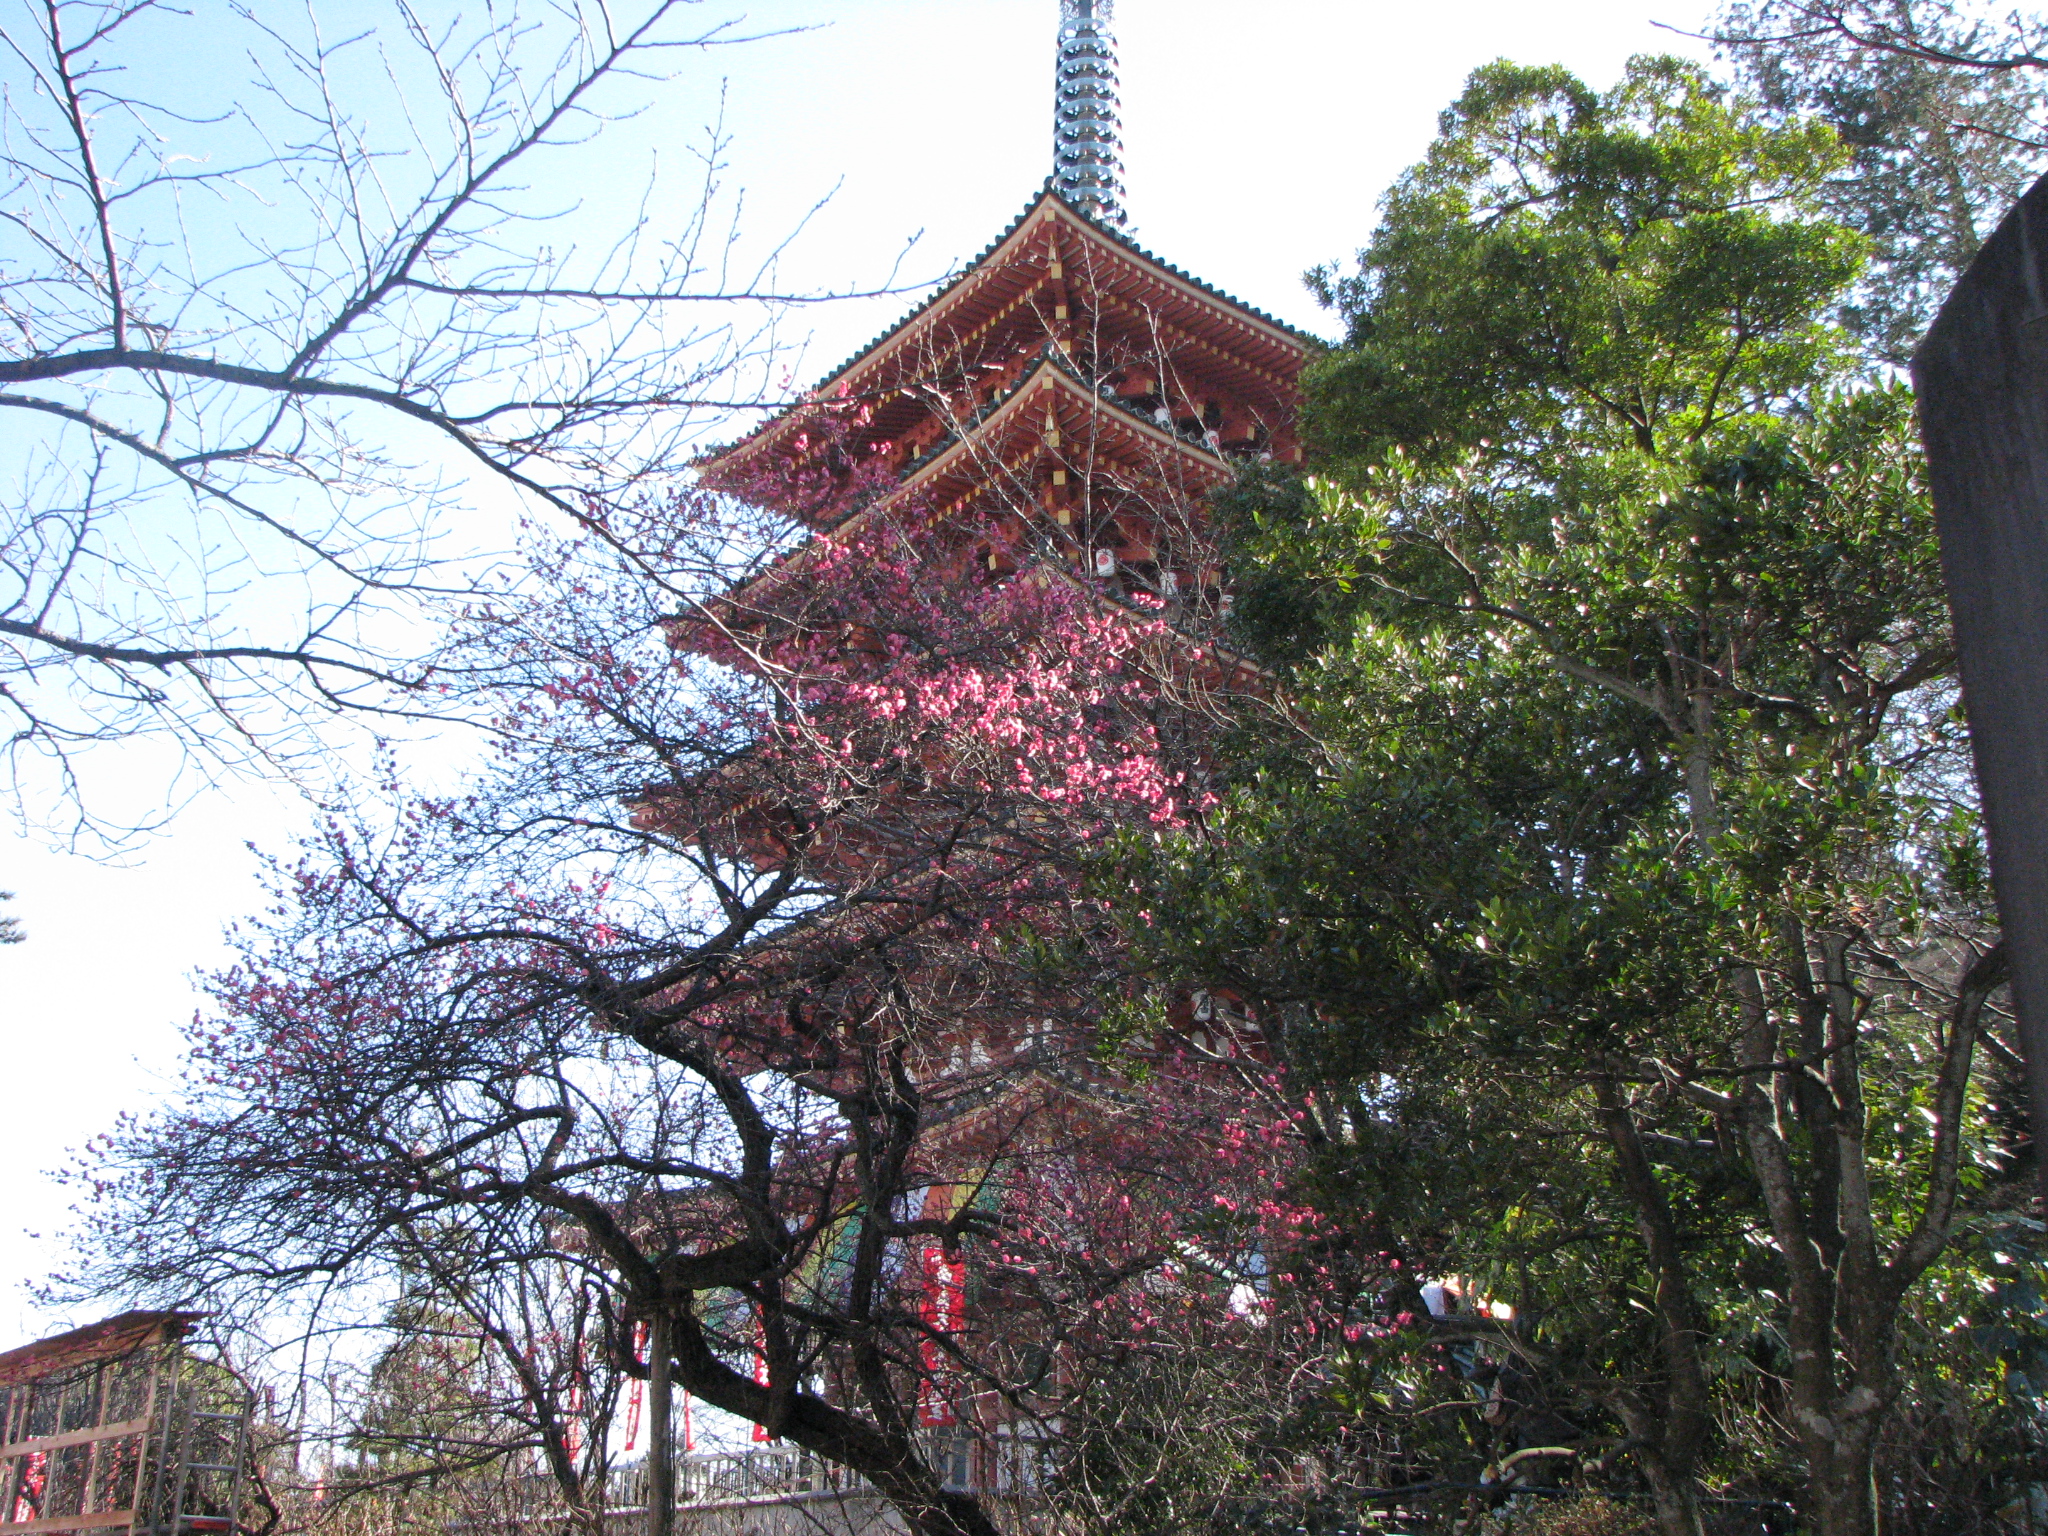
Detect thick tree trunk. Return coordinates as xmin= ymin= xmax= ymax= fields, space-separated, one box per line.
xmin=1801 ymin=1423 xmax=1880 ymax=1536
xmin=865 ymin=1477 xmax=1004 ymax=1536
xmin=646 ymin=1310 xmax=674 ymax=1536
xmin=1592 ymin=1073 xmax=1709 ymax=1536
xmin=1642 ymin=1464 xmax=1707 ymax=1536
xmin=661 ymin=1307 xmax=1003 ymax=1536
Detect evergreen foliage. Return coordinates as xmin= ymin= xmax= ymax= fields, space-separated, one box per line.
xmin=1110 ymin=48 xmax=2044 ymax=1536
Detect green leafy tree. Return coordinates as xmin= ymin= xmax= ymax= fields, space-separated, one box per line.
xmin=1297 ymin=56 xmax=1859 ymax=479
xmin=1123 ymin=58 xmax=2025 ymax=1536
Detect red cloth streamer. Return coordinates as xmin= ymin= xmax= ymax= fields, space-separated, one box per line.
xmin=623 ymin=1321 xmax=647 ymax=1451
xmin=12 ymin=1451 xmax=46 ymax=1522
xmin=751 ymin=1328 xmax=772 ymax=1442
xmin=918 ymin=1245 xmax=968 ymax=1427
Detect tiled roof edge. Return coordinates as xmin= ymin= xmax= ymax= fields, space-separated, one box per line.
xmin=699 ymin=182 xmax=1321 ymax=470
xmin=690 ymin=346 xmax=1238 ymax=623
xmin=1058 ymin=191 xmax=1323 ymax=349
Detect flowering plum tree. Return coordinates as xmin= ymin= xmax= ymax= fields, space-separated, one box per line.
xmin=67 ymin=449 xmax=1312 ymax=1536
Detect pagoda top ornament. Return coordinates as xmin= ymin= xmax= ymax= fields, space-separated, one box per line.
xmin=1054 ymin=0 xmax=1126 ymax=226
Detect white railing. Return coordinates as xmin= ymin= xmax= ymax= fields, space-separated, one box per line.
xmin=605 ymin=1431 xmax=1048 ymax=1510
xmin=604 ymin=1449 xmax=866 ymax=1510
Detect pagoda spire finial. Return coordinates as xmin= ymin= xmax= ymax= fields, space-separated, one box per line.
xmin=1054 ymin=0 xmax=1126 ymax=226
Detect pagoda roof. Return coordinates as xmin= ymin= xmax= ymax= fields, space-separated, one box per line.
xmin=893 ymin=346 xmax=1238 ymax=518
xmin=705 ymin=349 xmax=1236 ymax=611
xmin=702 ymin=183 xmax=1320 ymax=479
xmin=808 ymin=181 xmax=1319 ymax=391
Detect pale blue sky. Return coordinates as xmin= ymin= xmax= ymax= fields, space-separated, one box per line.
xmin=0 ymin=0 xmax=1716 ymax=1342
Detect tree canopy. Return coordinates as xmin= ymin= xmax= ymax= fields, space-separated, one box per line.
xmin=1715 ymin=0 xmax=2048 ymax=358
xmin=1118 ymin=51 xmax=2035 ymax=1536
xmin=1301 ymin=57 xmax=1860 ymax=475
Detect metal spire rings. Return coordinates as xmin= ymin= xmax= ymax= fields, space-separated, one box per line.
xmin=1054 ymin=0 xmax=1127 ymax=226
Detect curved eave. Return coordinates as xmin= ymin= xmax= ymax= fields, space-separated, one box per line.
xmin=700 ymin=184 xmax=1317 ymax=479
xmin=697 ymin=355 xmax=1240 ymax=627
xmin=816 ymin=185 xmax=1318 ymax=405
xmin=898 ymin=354 xmax=1237 ymax=510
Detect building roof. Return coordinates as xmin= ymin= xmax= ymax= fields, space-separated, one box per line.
xmin=700 ymin=347 xmax=1238 ymax=602
xmin=893 ymin=343 xmax=1237 ymax=508
xmin=700 ymin=183 xmax=1320 ymax=476
xmin=0 ymin=1309 xmax=202 ymax=1387
xmin=806 ymin=181 xmax=1319 ymax=396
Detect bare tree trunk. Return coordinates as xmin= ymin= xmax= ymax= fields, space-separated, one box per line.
xmin=647 ymin=1311 xmax=673 ymax=1536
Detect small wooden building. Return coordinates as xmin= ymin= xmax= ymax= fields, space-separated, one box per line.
xmin=0 ymin=1312 xmax=253 ymax=1536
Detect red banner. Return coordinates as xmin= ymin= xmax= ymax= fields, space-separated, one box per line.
xmin=623 ymin=1321 xmax=646 ymax=1451
xmin=752 ymin=1328 xmax=773 ymax=1442
xmin=11 ymin=1451 xmax=45 ymax=1523
xmin=917 ymin=1245 xmax=968 ymax=1427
